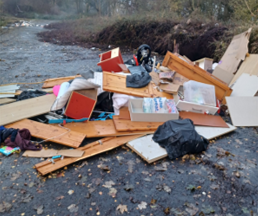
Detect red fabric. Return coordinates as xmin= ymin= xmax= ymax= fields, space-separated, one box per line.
xmin=5 ymin=129 xmax=42 ymax=151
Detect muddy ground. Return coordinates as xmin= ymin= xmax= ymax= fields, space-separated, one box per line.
xmin=0 ymin=21 xmax=258 ymax=216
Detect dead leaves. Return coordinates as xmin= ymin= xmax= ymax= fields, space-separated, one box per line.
xmin=21 ymin=194 xmax=33 ymax=203
xmin=138 ymin=201 xmax=147 ymax=210
xmin=124 ymin=184 xmax=134 ymax=191
xmin=11 ymin=172 xmax=22 ymax=181
xmin=156 ymin=184 xmax=172 ymax=193
xmin=68 ymin=190 xmax=74 ymax=195
xmin=127 ymin=160 xmax=135 ymax=173
xmin=108 ymin=187 xmax=117 ymax=197
xmin=67 ymin=204 xmax=78 ymax=213
xmin=185 ymin=203 xmax=199 ymax=216
xmin=97 ymin=164 xmax=110 ymax=172
xmin=154 ymin=162 xmax=169 ymax=171
xmin=33 ymin=205 xmax=43 ymax=215
xmin=102 ymin=180 xmax=115 ymax=188
xmin=0 ymin=202 xmax=12 ymax=213
xmin=55 ymin=196 xmax=64 ymax=200
xmin=116 ymin=204 xmax=128 ymax=214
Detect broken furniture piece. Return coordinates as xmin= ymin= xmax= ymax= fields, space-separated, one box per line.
xmin=162 ymin=52 xmax=232 ymax=104
xmin=97 ymin=47 xmax=124 ymax=72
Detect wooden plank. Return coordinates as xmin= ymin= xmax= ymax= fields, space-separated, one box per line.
xmin=113 ymin=115 xmax=163 ymax=132
xmin=226 ymin=97 xmax=258 ymax=127
xmin=42 ymin=75 xmax=81 ymax=88
xmin=60 ymin=120 xmax=155 ymax=138
xmin=229 ymin=54 xmax=258 ymax=86
xmin=127 ymin=135 xmax=167 ymax=163
xmin=5 ymin=119 xmax=85 ymax=148
xmin=0 ymin=98 xmax=16 ymax=105
xmin=103 ymin=72 xmax=173 ymax=99
xmin=23 ymin=149 xmax=84 ymax=158
xmin=162 ymin=52 xmax=232 ymax=104
xmin=179 ymin=111 xmax=229 ymax=128
xmin=195 ymin=123 xmax=237 ymax=140
xmin=35 ymin=135 xmax=143 ymax=175
xmin=231 ymin=74 xmax=258 ymax=97
xmin=0 ymin=94 xmax=56 ymax=125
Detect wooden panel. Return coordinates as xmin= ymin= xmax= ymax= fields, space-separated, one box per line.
xmin=195 ymin=123 xmax=236 ymax=140
xmin=229 ymin=54 xmax=258 ymax=86
xmin=162 ymin=52 xmax=232 ymax=104
xmin=42 ymin=75 xmax=81 ymax=88
xmin=60 ymin=120 xmax=155 ymax=138
xmin=103 ymin=72 xmax=173 ymax=99
xmin=5 ymin=119 xmax=85 ymax=148
xmin=127 ymin=135 xmax=168 ymax=163
xmin=230 ymin=74 xmax=258 ymax=97
xmin=226 ymin=97 xmax=258 ymax=127
xmin=0 ymin=98 xmax=16 ymax=105
xmin=0 ymin=94 xmax=56 ymax=125
xmin=113 ymin=115 xmax=163 ymax=132
xmin=179 ymin=111 xmax=229 ymax=128
xmin=35 ymin=135 xmax=143 ymax=175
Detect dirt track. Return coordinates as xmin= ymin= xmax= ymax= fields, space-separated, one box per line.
xmin=0 ymin=21 xmax=258 ymax=216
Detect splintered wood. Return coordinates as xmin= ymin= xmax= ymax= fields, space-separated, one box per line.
xmin=35 ymin=135 xmax=143 ymax=175
xmin=6 ymin=119 xmax=85 ymax=148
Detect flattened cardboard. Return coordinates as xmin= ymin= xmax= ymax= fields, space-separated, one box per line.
xmin=231 ymin=74 xmax=258 ymax=97
xmin=229 ymin=54 xmax=258 ymax=86
xmin=23 ymin=149 xmax=84 ymax=158
xmin=226 ymin=97 xmax=258 ymax=127
xmin=179 ymin=111 xmax=229 ymax=128
xmin=127 ymin=135 xmax=168 ymax=163
xmin=213 ymin=28 xmax=252 ymax=84
xmin=195 ymin=123 xmax=236 ymax=140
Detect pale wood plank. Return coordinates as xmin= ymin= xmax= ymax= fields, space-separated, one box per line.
xmin=0 ymin=98 xmax=16 ymax=105
xmin=42 ymin=75 xmax=81 ymax=88
xmin=0 ymin=94 xmax=56 ymax=125
xmin=36 ymin=135 xmax=143 ymax=175
xmin=60 ymin=120 xmax=155 ymax=138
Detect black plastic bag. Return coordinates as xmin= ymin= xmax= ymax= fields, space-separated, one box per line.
xmin=17 ymin=90 xmax=47 ymax=101
xmin=126 ymin=71 xmax=151 ymax=88
xmin=152 ymin=119 xmax=209 ymax=160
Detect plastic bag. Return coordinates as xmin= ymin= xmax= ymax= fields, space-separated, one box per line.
xmin=152 ymin=119 xmax=209 ymax=160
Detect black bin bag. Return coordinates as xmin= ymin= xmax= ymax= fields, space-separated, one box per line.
xmin=152 ymin=119 xmax=209 ymax=160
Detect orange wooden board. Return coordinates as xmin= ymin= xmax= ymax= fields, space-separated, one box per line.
xmin=113 ymin=115 xmax=163 ymax=132
xmin=162 ymin=52 xmax=232 ymax=104
xmin=5 ymin=119 xmax=85 ymax=148
xmin=103 ymin=72 xmax=173 ymax=99
xmin=42 ymin=75 xmax=81 ymax=88
xmin=60 ymin=120 xmax=155 ymax=138
xmin=179 ymin=111 xmax=229 ymax=128
xmin=35 ymin=135 xmax=143 ymax=175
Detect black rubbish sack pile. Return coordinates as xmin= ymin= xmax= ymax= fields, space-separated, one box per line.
xmin=153 ymin=119 xmax=209 ymax=160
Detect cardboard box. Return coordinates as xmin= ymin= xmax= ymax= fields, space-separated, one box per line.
xmin=128 ymin=99 xmax=179 ymax=122
xmin=176 ymin=100 xmax=218 ymax=115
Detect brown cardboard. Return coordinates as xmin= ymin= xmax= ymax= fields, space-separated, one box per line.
xmin=213 ymin=28 xmax=252 ymax=84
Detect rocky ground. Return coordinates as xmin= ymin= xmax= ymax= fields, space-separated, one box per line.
xmin=0 ymin=20 xmax=258 ymax=216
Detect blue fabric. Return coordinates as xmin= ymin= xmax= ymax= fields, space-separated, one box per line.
xmin=0 ymin=126 xmax=6 ymax=143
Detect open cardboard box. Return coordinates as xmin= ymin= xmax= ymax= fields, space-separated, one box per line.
xmin=128 ymin=99 xmax=179 ymax=122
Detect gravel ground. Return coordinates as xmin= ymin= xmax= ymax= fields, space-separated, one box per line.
xmin=0 ymin=20 xmax=258 ymax=216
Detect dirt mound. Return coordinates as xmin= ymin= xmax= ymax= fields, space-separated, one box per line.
xmin=38 ymin=19 xmax=258 ymax=61
xmin=94 ymin=19 xmax=228 ymax=61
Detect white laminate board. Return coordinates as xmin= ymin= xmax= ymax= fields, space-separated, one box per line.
xmin=231 ymin=73 xmax=258 ymax=97
xmin=195 ymin=123 xmax=237 ymax=140
xmin=127 ymin=135 xmax=167 ymax=163
xmin=176 ymin=100 xmax=219 ymax=115
xmin=226 ymin=97 xmax=258 ymax=127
